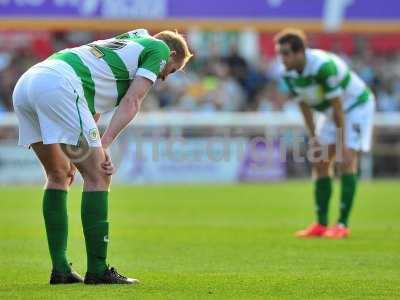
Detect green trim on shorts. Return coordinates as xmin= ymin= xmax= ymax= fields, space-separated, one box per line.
xmin=74 ymin=92 xmax=84 ymax=147
xmin=49 ymin=51 xmax=96 ymax=114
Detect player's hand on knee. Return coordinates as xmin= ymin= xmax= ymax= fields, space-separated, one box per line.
xmin=308 ymin=136 xmax=321 ymax=151
xmin=93 ymin=113 xmax=101 ymax=124
xmin=101 ymin=150 xmax=115 ymax=176
xmin=67 ymin=162 xmax=77 ymax=186
xmin=341 ymin=147 xmax=355 ymax=172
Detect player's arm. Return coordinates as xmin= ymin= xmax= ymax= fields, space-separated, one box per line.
xmin=330 ymin=96 xmax=353 ymax=165
xmin=101 ymin=76 xmax=152 ymax=149
xmin=330 ymin=97 xmax=345 ymax=145
xmin=101 ymin=39 xmax=169 ymax=149
xmin=283 ymin=76 xmax=316 ymax=137
xmin=299 ymin=101 xmax=316 ymax=138
xmin=316 ymin=61 xmax=346 ymax=147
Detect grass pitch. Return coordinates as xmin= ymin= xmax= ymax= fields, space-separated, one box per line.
xmin=0 ymin=181 xmax=399 ymax=299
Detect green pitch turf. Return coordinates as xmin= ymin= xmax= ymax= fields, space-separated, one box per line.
xmin=0 ymin=181 xmax=399 ymax=299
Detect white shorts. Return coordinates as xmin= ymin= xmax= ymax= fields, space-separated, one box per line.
xmin=316 ymin=96 xmax=375 ymax=152
xmin=13 ymin=66 xmax=101 ymax=148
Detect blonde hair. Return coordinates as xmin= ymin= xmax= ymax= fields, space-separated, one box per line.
xmin=153 ymin=30 xmax=193 ymax=70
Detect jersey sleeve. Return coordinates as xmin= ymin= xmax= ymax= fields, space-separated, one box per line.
xmin=136 ymin=39 xmax=170 ymax=83
xmin=115 ymin=28 xmax=149 ymax=39
xmin=316 ymin=60 xmax=343 ymax=99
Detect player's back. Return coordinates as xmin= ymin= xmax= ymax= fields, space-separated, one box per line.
xmin=283 ymin=48 xmax=370 ymax=112
xmin=35 ymin=29 xmax=170 ymax=114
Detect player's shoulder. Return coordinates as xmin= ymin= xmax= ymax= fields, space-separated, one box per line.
xmin=120 ymin=29 xmax=170 ymax=55
xmin=311 ymin=49 xmax=349 ymax=78
xmin=306 ymin=48 xmax=333 ymax=74
xmin=308 ymin=48 xmax=331 ymax=59
xmin=140 ymin=36 xmax=170 ymax=55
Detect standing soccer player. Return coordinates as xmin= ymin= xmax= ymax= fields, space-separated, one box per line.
xmin=274 ymin=29 xmax=375 ymax=239
xmin=13 ymin=29 xmax=192 ymax=283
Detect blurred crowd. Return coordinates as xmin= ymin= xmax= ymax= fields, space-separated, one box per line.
xmin=1 ymin=31 xmax=400 ymax=114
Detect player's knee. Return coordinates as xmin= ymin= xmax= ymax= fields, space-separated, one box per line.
xmin=46 ymin=166 xmax=70 ymax=186
xmin=313 ymin=161 xmax=331 ymax=178
xmin=340 ymin=150 xmax=358 ymax=173
xmin=341 ymin=159 xmax=357 ymax=173
xmin=81 ymin=170 xmax=111 ymax=189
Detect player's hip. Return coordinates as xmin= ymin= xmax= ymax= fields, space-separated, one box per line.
xmin=13 ymin=65 xmax=90 ymax=115
xmin=316 ymin=99 xmax=375 ymax=152
xmin=13 ymin=66 xmax=71 ymax=106
xmin=317 ymin=98 xmax=374 ymax=130
xmin=343 ymin=87 xmax=375 ymax=114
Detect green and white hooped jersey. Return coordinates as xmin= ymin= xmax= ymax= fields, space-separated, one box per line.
xmin=282 ymin=49 xmax=372 ymax=113
xmin=36 ymin=29 xmax=170 ymax=114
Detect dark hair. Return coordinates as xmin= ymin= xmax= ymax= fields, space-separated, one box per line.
xmin=274 ymin=28 xmax=307 ymax=53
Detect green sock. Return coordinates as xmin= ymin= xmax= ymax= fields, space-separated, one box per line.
xmin=42 ymin=189 xmax=71 ymax=273
xmin=338 ymin=174 xmax=358 ymax=227
xmin=81 ymin=191 xmax=109 ymax=276
xmin=314 ymin=177 xmax=332 ymax=226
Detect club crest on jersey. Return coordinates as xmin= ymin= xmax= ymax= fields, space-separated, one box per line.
xmin=88 ymin=128 xmax=99 ymax=141
xmin=160 ymin=59 xmax=166 ymax=72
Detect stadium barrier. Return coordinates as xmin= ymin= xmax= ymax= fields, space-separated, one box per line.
xmin=0 ymin=112 xmax=399 ymax=184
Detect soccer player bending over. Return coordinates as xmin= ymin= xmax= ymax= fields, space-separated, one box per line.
xmin=13 ymin=29 xmax=192 ymax=284
xmin=274 ymin=29 xmax=375 ymax=239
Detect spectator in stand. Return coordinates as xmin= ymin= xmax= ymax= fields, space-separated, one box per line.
xmin=212 ymin=61 xmax=245 ymax=111
xmin=376 ymin=81 xmax=400 ymax=112
xmin=1 ymin=31 xmax=400 ymax=113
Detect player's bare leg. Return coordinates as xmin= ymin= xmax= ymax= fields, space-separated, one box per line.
xmin=73 ymin=146 xmax=138 ymax=284
xmin=31 ymin=142 xmax=83 ymax=284
xmin=324 ymin=148 xmax=358 ymax=239
xmin=296 ymin=144 xmax=336 ymax=238
xmin=32 ymin=142 xmax=76 ymax=190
